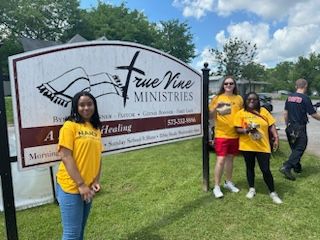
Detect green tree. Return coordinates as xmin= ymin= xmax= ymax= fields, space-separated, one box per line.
xmin=0 ymin=39 xmax=23 ymax=76
xmin=0 ymin=0 xmax=80 ymax=41
xmin=1 ymin=1 xmax=196 ymax=77
xmin=242 ymin=62 xmax=267 ymax=91
xmin=242 ymin=62 xmax=266 ymax=81
xmin=154 ymin=19 xmax=196 ymax=63
xmin=312 ymin=75 xmax=320 ymax=96
xmin=210 ymin=37 xmax=257 ymax=79
xmin=293 ymin=53 xmax=320 ymax=94
xmin=66 ymin=3 xmax=158 ymax=45
xmin=265 ymin=61 xmax=295 ymax=92
xmin=63 ymin=3 xmax=195 ymax=63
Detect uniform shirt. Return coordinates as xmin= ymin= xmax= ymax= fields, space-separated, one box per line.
xmin=209 ymin=94 xmax=243 ymax=138
xmin=285 ymin=92 xmax=316 ymax=125
xmin=234 ymin=108 xmax=275 ymax=153
xmin=57 ymin=121 xmax=103 ymax=194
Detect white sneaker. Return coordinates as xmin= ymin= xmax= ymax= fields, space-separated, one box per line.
xmin=270 ymin=192 xmax=283 ymax=204
xmin=213 ymin=186 xmax=224 ymax=198
xmin=246 ymin=188 xmax=256 ymax=199
xmin=223 ymin=181 xmax=240 ymax=193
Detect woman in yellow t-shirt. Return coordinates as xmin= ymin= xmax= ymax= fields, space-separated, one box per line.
xmin=56 ymin=91 xmax=103 ymax=239
xmin=234 ymin=92 xmax=282 ymax=204
xmin=209 ymin=76 xmax=243 ymax=198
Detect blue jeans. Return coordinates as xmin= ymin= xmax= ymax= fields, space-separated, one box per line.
xmin=56 ymin=183 xmax=92 ymax=240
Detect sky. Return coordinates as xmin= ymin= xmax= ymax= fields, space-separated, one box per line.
xmin=80 ymin=0 xmax=320 ymax=70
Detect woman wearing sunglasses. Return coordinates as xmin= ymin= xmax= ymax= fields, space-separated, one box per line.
xmin=209 ymin=76 xmax=243 ymax=198
xmin=234 ymin=92 xmax=282 ymax=204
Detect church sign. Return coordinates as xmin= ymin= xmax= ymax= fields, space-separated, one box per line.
xmin=9 ymin=41 xmax=202 ymax=169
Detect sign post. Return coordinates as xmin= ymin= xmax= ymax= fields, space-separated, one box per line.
xmin=201 ymin=63 xmax=210 ymax=192
xmin=0 ymin=71 xmax=18 ymax=239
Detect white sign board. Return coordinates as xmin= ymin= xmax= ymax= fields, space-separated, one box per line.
xmin=9 ymin=41 xmax=203 ymax=170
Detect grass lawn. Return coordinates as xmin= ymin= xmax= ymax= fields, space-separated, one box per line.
xmin=5 ymin=96 xmax=13 ymax=124
xmin=1 ymin=138 xmax=320 ymax=239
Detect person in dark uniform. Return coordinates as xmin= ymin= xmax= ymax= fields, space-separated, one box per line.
xmin=280 ymin=78 xmax=320 ymax=180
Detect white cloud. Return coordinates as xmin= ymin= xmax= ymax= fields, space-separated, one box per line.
xmin=215 ymin=31 xmax=226 ymax=48
xmin=215 ymin=0 xmax=303 ymax=20
xmin=288 ymin=0 xmax=320 ymax=26
xmin=189 ymin=0 xmax=320 ymax=69
xmin=195 ymin=0 xmax=320 ymax=68
xmin=310 ymin=39 xmax=320 ymax=52
xmin=271 ymin=25 xmax=319 ymax=56
xmin=196 ymin=22 xmax=320 ymax=68
xmin=225 ymin=22 xmax=269 ymax=48
xmin=195 ymin=46 xmax=217 ymax=69
xmin=213 ymin=22 xmax=271 ymax=62
xmin=255 ymin=24 xmax=320 ymax=65
xmin=172 ymin=0 xmax=214 ymax=19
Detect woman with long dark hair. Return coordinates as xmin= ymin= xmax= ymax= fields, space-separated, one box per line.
xmin=209 ymin=76 xmax=243 ymax=198
xmin=56 ymin=91 xmax=103 ymax=239
xmin=234 ymin=92 xmax=282 ymax=204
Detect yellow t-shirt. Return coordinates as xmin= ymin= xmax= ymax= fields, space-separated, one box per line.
xmin=234 ymin=108 xmax=275 ymax=153
xmin=57 ymin=121 xmax=103 ymax=193
xmin=209 ymin=94 xmax=243 ymax=138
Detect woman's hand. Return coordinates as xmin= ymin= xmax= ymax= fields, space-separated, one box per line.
xmin=272 ymin=138 xmax=279 ymax=152
xmin=91 ymin=181 xmax=101 ymax=193
xmin=236 ymin=127 xmax=249 ymax=134
xmin=216 ymin=102 xmax=226 ymax=108
xmin=78 ymin=184 xmax=95 ymax=203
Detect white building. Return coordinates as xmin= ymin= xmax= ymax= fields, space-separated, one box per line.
xmin=209 ymin=76 xmax=270 ymax=96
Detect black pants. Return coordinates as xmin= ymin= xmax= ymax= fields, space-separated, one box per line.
xmin=284 ymin=125 xmax=307 ymax=170
xmin=242 ymin=151 xmax=275 ymax=192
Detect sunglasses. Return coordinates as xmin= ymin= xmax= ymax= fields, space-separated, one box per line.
xmin=224 ymin=82 xmax=234 ymax=86
xmin=247 ymin=97 xmax=258 ymax=101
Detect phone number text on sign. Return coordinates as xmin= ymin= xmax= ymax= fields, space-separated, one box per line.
xmin=167 ymin=117 xmax=197 ymax=127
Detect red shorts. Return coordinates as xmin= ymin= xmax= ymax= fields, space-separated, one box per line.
xmin=214 ymin=138 xmax=239 ymax=156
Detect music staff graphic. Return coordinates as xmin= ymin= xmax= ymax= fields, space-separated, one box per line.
xmin=37 ymin=67 xmax=125 ymax=107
